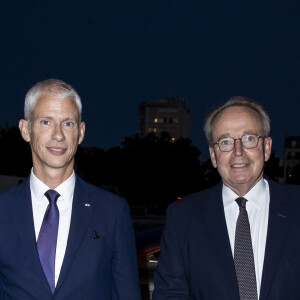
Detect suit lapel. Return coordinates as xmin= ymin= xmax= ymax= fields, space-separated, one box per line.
xmin=259 ymin=181 xmax=289 ymax=300
xmin=9 ymin=178 xmax=52 ymax=293
xmin=201 ymin=184 xmax=240 ymax=299
xmin=55 ymin=177 xmax=95 ymax=292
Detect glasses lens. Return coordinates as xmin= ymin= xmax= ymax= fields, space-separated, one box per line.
xmin=241 ymin=134 xmax=258 ymax=148
xmin=218 ymin=137 xmax=234 ymax=151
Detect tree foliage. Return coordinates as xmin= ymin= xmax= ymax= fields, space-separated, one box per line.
xmin=0 ymin=127 xmax=32 ymax=177
xmin=75 ymin=132 xmax=213 ymax=210
xmin=0 ymin=127 xmax=222 ymax=211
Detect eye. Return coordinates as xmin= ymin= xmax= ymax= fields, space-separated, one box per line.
xmin=41 ymin=120 xmax=50 ymax=126
xmin=243 ymin=134 xmax=255 ymax=142
xmin=64 ymin=122 xmax=74 ymax=127
xmin=219 ymin=138 xmax=232 ymax=146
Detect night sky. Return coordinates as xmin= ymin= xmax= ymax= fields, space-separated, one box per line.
xmin=1 ymin=1 xmax=300 ymax=160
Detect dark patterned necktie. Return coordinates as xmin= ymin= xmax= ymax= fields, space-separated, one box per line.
xmin=234 ymin=197 xmax=257 ymax=300
xmin=37 ymin=190 xmax=60 ymax=294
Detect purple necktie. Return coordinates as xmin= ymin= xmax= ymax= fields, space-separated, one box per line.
xmin=37 ymin=190 xmax=60 ymax=294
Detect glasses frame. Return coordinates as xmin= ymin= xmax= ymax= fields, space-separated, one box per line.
xmin=213 ymin=134 xmax=264 ymax=152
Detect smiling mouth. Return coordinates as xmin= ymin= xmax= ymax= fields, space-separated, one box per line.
xmin=232 ymin=164 xmax=247 ymax=168
xmin=47 ymin=147 xmax=67 ymax=154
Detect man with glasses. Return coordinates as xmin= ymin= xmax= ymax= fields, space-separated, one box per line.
xmin=153 ymin=97 xmax=300 ymax=300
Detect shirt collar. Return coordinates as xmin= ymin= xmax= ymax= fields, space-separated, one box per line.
xmin=30 ymin=168 xmax=76 ymax=204
xmin=222 ymin=178 xmax=267 ymax=209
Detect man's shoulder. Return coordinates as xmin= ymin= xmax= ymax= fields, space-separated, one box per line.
xmin=268 ymin=178 xmax=300 ymax=193
xmin=168 ymin=183 xmax=222 ymax=214
xmin=75 ymin=175 xmax=128 ymax=208
xmin=268 ymin=179 xmax=300 ymax=202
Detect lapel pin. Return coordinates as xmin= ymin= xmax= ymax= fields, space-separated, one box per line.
xmin=277 ymin=213 xmax=286 ymax=218
xmin=85 ymin=203 xmax=90 ymax=207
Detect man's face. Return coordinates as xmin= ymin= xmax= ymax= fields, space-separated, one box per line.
xmin=209 ymin=106 xmax=272 ymax=196
xmin=19 ymin=93 xmax=85 ymax=177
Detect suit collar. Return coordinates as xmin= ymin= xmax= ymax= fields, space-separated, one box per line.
xmin=9 ymin=177 xmax=53 ymax=293
xmin=222 ymin=178 xmax=267 ymax=209
xmin=201 ymin=183 xmax=240 ymax=299
xmin=10 ymin=175 xmax=97 ymax=295
xmin=259 ymin=179 xmax=289 ymax=300
xmin=30 ymin=170 xmax=76 ymax=205
xmin=55 ymin=175 xmax=96 ymax=293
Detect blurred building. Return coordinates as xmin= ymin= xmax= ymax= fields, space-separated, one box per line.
xmin=138 ymin=97 xmax=190 ymax=141
xmin=283 ymin=135 xmax=300 ymax=183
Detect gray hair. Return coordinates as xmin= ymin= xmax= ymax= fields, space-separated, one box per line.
xmin=24 ymin=78 xmax=82 ymax=123
xmin=204 ymin=96 xmax=270 ymax=146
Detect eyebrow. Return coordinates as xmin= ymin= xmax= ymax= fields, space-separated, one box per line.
xmin=34 ymin=115 xmax=78 ymax=122
xmin=215 ymin=131 xmax=259 ymax=141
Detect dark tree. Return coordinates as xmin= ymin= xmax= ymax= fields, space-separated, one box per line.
xmin=75 ymin=132 xmax=204 ymax=211
xmin=0 ymin=126 xmax=32 ymax=177
xmin=110 ymin=132 xmax=202 ymax=210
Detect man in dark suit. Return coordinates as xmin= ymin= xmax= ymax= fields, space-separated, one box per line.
xmin=153 ymin=97 xmax=300 ymax=299
xmin=0 ymin=79 xmax=141 ymax=299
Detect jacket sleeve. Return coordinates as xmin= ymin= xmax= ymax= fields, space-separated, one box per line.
xmin=152 ymin=205 xmax=189 ymax=299
xmin=112 ymin=200 xmax=141 ymax=300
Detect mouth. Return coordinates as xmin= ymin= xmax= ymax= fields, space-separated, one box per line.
xmin=47 ymin=147 xmax=67 ymax=155
xmin=231 ymin=163 xmax=248 ymax=168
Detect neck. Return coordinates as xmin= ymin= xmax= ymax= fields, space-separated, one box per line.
xmin=224 ymin=175 xmax=263 ymax=197
xmin=32 ymin=165 xmax=74 ymax=189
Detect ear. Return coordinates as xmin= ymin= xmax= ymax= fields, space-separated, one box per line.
xmin=19 ymin=119 xmax=31 ymax=142
xmin=209 ymin=146 xmax=217 ymax=168
xmin=78 ymin=121 xmax=85 ymax=145
xmin=264 ymin=136 xmax=272 ymax=162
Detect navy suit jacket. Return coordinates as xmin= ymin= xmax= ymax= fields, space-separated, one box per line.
xmin=0 ymin=175 xmax=141 ymax=300
xmin=153 ymin=179 xmax=300 ymax=299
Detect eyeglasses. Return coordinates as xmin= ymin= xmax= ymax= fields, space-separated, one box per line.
xmin=213 ymin=134 xmax=263 ymax=152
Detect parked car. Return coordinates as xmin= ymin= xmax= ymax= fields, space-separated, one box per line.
xmin=135 ymin=226 xmax=163 ymax=300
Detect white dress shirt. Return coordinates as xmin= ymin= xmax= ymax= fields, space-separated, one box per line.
xmin=30 ymin=169 xmax=75 ymax=286
xmin=222 ymin=178 xmax=270 ymax=298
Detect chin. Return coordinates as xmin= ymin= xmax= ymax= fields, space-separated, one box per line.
xmin=231 ymin=175 xmax=251 ymax=185
xmin=46 ymin=160 xmax=72 ymax=169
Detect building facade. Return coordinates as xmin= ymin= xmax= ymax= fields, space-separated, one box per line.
xmin=283 ymin=135 xmax=300 ymax=183
xmin=138 ymin=98 xmax=190 ymax=141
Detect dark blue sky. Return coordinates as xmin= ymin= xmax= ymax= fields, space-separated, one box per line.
xmin=1 ymin=1 xmax=300 ymax=160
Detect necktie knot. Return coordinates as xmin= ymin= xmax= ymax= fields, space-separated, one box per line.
xmin=45 ymin=190 xmax=60 ymax=205
xmin=236 ymin=197 xmax=247 ymax=209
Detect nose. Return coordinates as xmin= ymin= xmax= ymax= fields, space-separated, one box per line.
xmin=233 ymin=138 xmax=244 ymax=156
xmin=51 ymin=124 xmax=65 ymax=142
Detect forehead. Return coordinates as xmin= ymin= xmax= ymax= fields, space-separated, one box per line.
xmin=33 ymin=93 xmax=79 ymax=117
xmin=212 ymin=106 xmax=262 ymax=139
